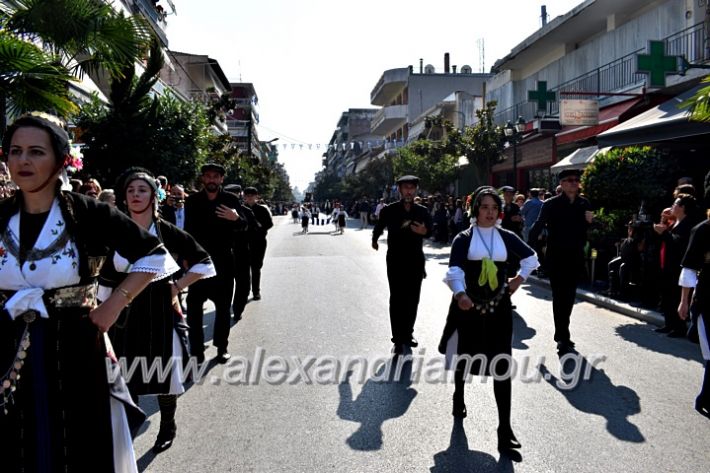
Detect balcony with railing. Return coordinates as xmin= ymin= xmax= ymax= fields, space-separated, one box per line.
xmin=493 ymin=22 xmax=709 ymax=126
xmin=370 ymin=105 xmax=407 ymax=135
xmin=370 ymin=68 xmax=409 ymax=106
xmin=133 ymin=0 xmax=169 ymax=46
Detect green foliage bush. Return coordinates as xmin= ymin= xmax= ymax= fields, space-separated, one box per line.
xmin=582 ymin=145 xmax=677 ymax=239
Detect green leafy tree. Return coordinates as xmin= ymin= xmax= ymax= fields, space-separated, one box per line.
xmin=681 ymin=74 xmax=710 ymax=122
xmin=1 ymin=0 xmax=150 ymax=79
xmin=460 ymin=101 xmax=506 ymax=187
xmin=0 ymin=0 xmax=150 ymax=127
xmin=0 ymin=30 xmax=78 ymax=120
xmin=394 ymin=117 xmax=460 ymax=193
xmin=312 ymin=169 xmax=345 ymax=202
xmin=582 ymin=146 xmax=677 ymax=237
xmin=76 ymin=41 xmax=211 ymax=186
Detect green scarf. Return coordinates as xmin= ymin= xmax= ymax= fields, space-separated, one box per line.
xmin=478 ymin=257 xmax=499 ymax=291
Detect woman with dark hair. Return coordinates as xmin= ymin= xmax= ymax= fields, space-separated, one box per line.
xmin=678 ymin=172 xmax=710 ymax=420
xmin=439 ymin=187 xmax=538 ymax=458
xmin=0 ymin=112 xmax=176 ymax=472
xmin=102 ymin=168 xmax=216 ymax=453
xmin=654 ymin=193 xmax=698 ymax=337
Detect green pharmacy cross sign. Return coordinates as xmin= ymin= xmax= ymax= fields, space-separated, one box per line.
xmin=636 ymin=40 xmax=678 ymax=88
xmin=528 ymin=81 xmax=556 ymax=112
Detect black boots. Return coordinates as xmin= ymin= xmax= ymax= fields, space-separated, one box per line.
xmin=153 ymin=395 xmax=178 ymax=454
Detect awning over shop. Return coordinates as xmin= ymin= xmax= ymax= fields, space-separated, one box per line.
xmin=550 ymin=146 xmax=608 ymax=172
xmin=597 ymin=84 xmax=710 ymax=147
xmin=555 ymin=98 xmax=642 ymax=146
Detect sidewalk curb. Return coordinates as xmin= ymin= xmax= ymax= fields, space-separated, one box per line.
xmin=526 ymin=276 xmax=664 ymax=327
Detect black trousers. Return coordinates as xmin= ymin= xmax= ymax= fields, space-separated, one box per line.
xmin=187 ymin=271 xmax=234 ymax=354
xmin=232 ymin=249 xmax=251 ymax=317
xmin=250 ymin=238 xmax=267 ymax=295
xmin=547 ymin=252 xmax=583 ymax=343
xmin=386 ymin=253 xmax=424 ymax=344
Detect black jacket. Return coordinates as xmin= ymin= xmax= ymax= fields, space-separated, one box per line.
xmin=184 ymin=189 xmax=247 ymax=262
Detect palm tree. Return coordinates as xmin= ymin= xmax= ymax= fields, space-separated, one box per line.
xmin=0 ymin=0 xmax=151 ymax=125
xmin=0 ymin=31 xmax=78 ymax=131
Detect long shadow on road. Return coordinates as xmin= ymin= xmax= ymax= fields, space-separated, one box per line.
xmin=539 ymin=354 xmax=644 ymax=443
xmin=337 ymin=355 xmax=417 ymax=451
xmin=430 ymin=418 xmax=514 ymax=473
xmin=615 ymin=323 xmax=704 ymax=363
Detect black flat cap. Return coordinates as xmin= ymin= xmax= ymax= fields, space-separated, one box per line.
xmin=396 ymin=175 xmax=420 ymax=185
xmin=558 ymin=169 xmax=581 ymax=180
xmin=201 ymin=162 xmax=225 ymax=175
xmin=243 ymin=186 xmax=258 ymax=195
xmin=499 ymin=185 xmax=515 ymax=193
xmin=224 ymin=184 xmax=242 ymax=193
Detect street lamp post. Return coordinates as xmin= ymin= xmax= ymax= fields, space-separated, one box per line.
xmin=504 ymin=116 xmax=526 ymax=190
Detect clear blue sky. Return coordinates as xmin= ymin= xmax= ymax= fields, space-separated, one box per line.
xmin=167 ymin=0 xmax=583 ymax=190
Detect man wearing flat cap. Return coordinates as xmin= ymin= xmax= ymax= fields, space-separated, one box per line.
xmin=243 ymin=186 xmax=273 ymax=301
xmin=224 ymin=184 xmax=259 ymax=318
xmin=184 ymin=162 xmax=247 ymax=364
xmin=528 ymin=168 xmax=593 ymax=356
xmin=372 ymin=175 xmax=433 ymax=353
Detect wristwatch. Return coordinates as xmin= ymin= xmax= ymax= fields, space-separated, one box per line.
xmin=454 ymin=291 xmax=466 ymax=301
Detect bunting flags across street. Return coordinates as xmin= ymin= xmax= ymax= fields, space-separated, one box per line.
xmin=273 ymin=139 xmax=407 ymax=151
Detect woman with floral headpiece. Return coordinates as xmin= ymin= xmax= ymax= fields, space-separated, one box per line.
xmin=101 ymin=167 xmax=216 ymax=454
xmin=439 ymin=186 xmax=538 ymax=459
xmin=0 ymin=112 xmax=177 ymax=472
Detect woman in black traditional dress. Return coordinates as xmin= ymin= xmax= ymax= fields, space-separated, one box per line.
xmin=439 ymin=187 xmax=538 ymax=457
xmin=678 ymin=172 xmax=710 ymax=420
xmin=0 ymin=113 xmax=175 ymax=472
xmin=102 ymin=168 xmax=216 ymax=453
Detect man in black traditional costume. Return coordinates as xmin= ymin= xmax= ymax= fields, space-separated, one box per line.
xmin=185 ymin=163 xmax=247 ymax=364
xmin=372 ymin=175 xmax=433 ymax=354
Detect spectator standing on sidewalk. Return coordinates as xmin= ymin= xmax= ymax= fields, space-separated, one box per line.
xmin=520 ymin=189 xmax=543 ymax=242
xmin=372 ymin=175 xmax=433 ymax=353
xmin=500 ymin=186 xmax=523 ymax=237
xmin=654 ymin=193 xmax=697 ymax=337
xmin=528 ymin=169 xmax=593 ymax=355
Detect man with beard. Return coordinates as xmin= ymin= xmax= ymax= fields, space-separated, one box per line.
xmin=243 ymin=186 xmax=274 ymax=301
xmin=185 ymin=163 xmax=247 ymax=363
xmin=372 ymin=175 xmax=433 ymax=354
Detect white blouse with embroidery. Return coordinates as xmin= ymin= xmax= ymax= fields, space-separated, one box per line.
xmin=443 ymin=225 xmax=539 ymax=294
xmin=0 ymin=199 xmax=176 ymax=320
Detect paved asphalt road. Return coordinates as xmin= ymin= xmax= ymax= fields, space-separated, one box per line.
xmin=132 ymin=215 xmax=710 ymax=472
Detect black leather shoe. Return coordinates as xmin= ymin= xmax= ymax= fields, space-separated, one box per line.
xmin=654 ymin=326 xmax=672 ymax=334
xmin=253 ymin=293 xmax=261 ymax=301
xmin=405 ymin=337 xmax=419 ymax=348
xmin=667 ymin=330 xmax=686 ymax=338
xmin=152 ymin=421 xmax=176 ymax=454
xmin=216 ymin=351 xmax=231 ymax=364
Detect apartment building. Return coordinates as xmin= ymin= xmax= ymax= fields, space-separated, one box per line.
xmin=485 ymin=0 xmax=710 ymax=190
